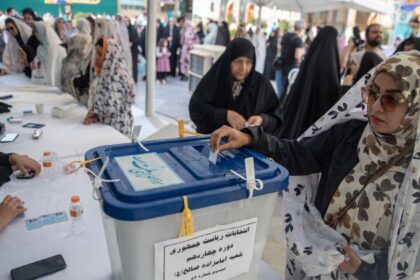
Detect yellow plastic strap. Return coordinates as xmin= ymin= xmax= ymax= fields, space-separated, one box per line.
xmin=178 ymin=119 xmax=203 ymax=138
xmin=179 ymin=195 xmax=194 ymax=237
xmin=178 ymin=120 xmax=185 ymax=138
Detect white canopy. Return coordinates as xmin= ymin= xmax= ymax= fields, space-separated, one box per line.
xmin=255 ymin=0 xmax=392 ymax=14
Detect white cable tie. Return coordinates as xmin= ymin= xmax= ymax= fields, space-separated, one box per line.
xmin=229 ymin=169 xmax=264 ymax=199
xmin=87 ymin=156 xmax=119 ymax=190
xmin=136 ymin=138 xmax=150 ymax=152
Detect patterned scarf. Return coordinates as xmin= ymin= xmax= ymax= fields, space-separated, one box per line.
xmin=324 ymin=53 xmax=420 ymax=251
xmin=282 ymin=51 xmax=420 ymax=280
xmin=232 ymin=80 xmax=243 ymax=100
xmin=89 ymin=38 xmax=135 ymax=137
xmin=95 ymin=36 xmax=108 ymax=76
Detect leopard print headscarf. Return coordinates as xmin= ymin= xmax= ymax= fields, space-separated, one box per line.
xmin=324 ymin=52 xmax=420 ymax=252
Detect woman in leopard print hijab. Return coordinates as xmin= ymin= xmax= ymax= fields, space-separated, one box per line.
xmin=282 ymin=51 xmax=420 ymax=279
xmin=210 ymin=51 xmax=420 ymax=279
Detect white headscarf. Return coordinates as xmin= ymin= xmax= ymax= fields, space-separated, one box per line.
xmin=92 ymin=18 xmax=132 ymax=81
xmin=33 ymin=21 xmax=67 ymax=87
xmin=76 ymin=18 xmax=91 ymax=36
xmin=283 ymin=51 xmax=420 ymax=280
xmin=203 ymin=22 xmax=218 ymax=45
xmin=114 ymin=19 xmax=132 ymax=73
xmin=2 ymin=17 xmax=32 ymax=74
xmin=251 ymin=28 xmax=266 ymax=74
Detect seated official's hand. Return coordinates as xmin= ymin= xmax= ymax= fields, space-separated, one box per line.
xmin=0 ymin=195 xmax=26 ymax=232
xmin=210 ymin=125 xmax=253 ymax=153
xmin=18 ymin=48 xmax=28 ymax=66
xmin=9 ymin=153 xmax=41 ymax=176
xmin=339 ymin=244 xmax=362 ymax=274
xmin=29 ymin=61 xmax=36 ymax=70
xmin=247 ymin=115 xmax=263 ymax=126
xmin=343 ymin=74 xmax=354 ymax=86
xmin=83 ymin=110 xmax=98 ymax=125
xmin=227 ymin=110 xmax=246 ymax=130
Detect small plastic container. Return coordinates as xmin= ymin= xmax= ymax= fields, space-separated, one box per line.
xmin=42 ymin=151 xmax=52 ymax=167
xmin=42 ymin=151 xmax=53 ymax=177
xmin=69 ymin=196 xmax=84 ymax=234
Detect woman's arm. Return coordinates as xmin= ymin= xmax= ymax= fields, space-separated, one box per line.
xmin=211 ymin=124 xmax=338 ymax=175
xmin=243 ymin=126 xmax=336 ymax=175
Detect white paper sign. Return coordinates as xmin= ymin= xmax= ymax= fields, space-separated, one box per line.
xmin=154 ymin=217 xmax=258 ymax=280
xmin=114 ymin=153 xmax=185 ymax=191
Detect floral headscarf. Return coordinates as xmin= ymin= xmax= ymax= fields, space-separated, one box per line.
xmin=88 ymin=38 xmax=135 ymax=137
xmin=283 ymin=51 xmax=420 ymax=280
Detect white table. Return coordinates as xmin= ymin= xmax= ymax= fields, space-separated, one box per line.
xmin=0 ymin=75 xmax=284 ymax=280
xmin=0 ymin=74 xmax=129 ymax=280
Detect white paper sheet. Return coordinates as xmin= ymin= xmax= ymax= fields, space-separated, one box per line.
xmin=154 ymin=217 xmax=257 ymax=280
xmin=115 ymin=153 xmax=185 ymax=191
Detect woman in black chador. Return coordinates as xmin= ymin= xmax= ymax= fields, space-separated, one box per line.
xmin=189 ymin=38 xmax=281 ymax=135
xmin=276 ymin=26 xmax=341 ymax=139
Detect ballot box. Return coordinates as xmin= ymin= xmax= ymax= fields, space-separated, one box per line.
xmin=85 ymin=136 xmax=288 ymax=280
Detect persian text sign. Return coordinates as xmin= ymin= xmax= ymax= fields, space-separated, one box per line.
xmin=155 ymin=218 xmax=257 ymax=280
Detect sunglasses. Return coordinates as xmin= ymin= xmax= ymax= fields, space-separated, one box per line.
xmin=6 ymin=26 xmax=15 ymax=32
xmin=361 ymin=86 xmax=406 ymax=112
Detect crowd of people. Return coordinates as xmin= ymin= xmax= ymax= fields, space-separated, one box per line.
xmin=1 ymin=5 xmax=420 ymax=280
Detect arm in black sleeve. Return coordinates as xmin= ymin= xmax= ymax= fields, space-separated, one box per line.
xmin=260 ymin=81 xmax=282 ymax=133
xmin=23 ymin=66 xmax=32 ymax=78
xmin=261 ymin=112 xmax=279 ymax=133
xmin=0 ymin=153 xmax=13 ymax=186
xmin=0 ymin=152 xmax=11 ymax=167
xmin=353 ymin=251 xmax=388 ymax=280
xmin=242 ymin=126 xmax=336 ymax=175
xmin=189 ymin=86 xmax=228 ymax=134
xmin=73 ymin=67 xmax=90 ymax=92
xmin=21 ymin=45 xmax=37 ymax=78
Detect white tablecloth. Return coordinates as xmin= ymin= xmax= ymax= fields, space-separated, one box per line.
xmin=0 ymin=74 xmax=129 ymax=280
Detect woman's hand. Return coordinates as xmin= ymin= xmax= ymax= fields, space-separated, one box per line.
xmin=18 ymin=48 xmax=28 ymax=67
xmin=227 ymin=110 xmax=246 ymax=130
xmin=83 ymin=110 xmax=98 ymax=125
xmin=343 ymin=74 xmax=354 ymax=86
xmin=9 ymin=154 xmax=41 ymax=176
xmin=0 ymin=195 xmax=26 ymax=232
xmin=210 ymin=125 xmax=253 ymax=153
xmin=339 ymin=244 xmax=362 ymax=274
xmin=29 ymin=61 xmax=36 ymax=70
xmin=247 ymin=115 xmax=263 ymax=126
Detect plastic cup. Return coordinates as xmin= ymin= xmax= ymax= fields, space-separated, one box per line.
xmin=35 ymin=104 xmax=44 ymax=115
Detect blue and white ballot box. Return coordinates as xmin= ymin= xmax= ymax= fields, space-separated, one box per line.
xmin=85 ymin=136 xmax=288 ymax=280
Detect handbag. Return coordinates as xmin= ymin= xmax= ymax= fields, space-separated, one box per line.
xmin=326 ymin=143 xmax=414 ymax=229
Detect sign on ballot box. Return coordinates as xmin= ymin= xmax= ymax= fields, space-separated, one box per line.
xmin=155 ymin=218 xmax=258 ymax=280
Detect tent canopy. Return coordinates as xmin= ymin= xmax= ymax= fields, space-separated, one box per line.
xmin=254 ymin=0 xmax=392 ymax=14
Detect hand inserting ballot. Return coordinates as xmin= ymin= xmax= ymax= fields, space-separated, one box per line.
xmin=210 ymin=125 xmax=253 ymax=153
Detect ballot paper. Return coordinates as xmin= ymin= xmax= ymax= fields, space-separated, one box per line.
xmin=209 ymin=149 xmax=219 ymax=165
